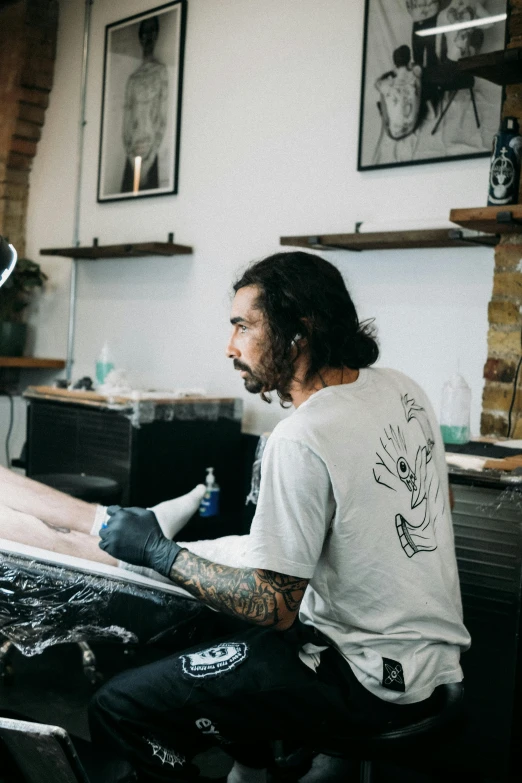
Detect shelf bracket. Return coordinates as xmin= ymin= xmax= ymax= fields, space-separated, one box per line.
xmin=307 ymin=236 xmax=325 ymax=249
xmin=496 ymin=211 xmax=522 ymax=227
xmin=447 ymin=229 xmax=498 ymax=247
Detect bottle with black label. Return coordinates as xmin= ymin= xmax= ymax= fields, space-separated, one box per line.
xmin=488 ymin=116 xmax=522 ymax=207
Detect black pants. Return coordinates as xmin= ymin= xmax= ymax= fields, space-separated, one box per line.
xmin=89 ymin=611 xmax=439 ymax=783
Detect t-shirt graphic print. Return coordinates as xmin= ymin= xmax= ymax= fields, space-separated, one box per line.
xmin=373 ymin=393 xmax=445 ymax=559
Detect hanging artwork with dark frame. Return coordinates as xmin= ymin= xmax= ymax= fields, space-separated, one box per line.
xmin=97 ymin=0 xmax=187 ymax=202
xmin=357 ymin=0 xmax=507 ymax=171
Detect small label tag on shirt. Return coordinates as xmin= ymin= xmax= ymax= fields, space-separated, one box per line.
xmin=382 ymin=657 xmax=405 ymax=692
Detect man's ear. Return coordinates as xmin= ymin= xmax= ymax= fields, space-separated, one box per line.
xmin=299 ymin=317 xmax=311 ymax=339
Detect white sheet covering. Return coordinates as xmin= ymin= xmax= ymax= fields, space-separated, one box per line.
xmin=0 ymin=537 xmax=192 ymax=596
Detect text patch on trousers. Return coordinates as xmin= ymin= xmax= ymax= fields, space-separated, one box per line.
xmin=180 ymin=642 xmax=248 ymax=679
xmin=382 ymin=658 xmax=405 ymax=692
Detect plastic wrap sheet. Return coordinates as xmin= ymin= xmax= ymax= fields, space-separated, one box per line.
xmin=121 ymin=398 xmax=244 ymax=428
xmin=0 ymin=549 xmax=204 ymax=657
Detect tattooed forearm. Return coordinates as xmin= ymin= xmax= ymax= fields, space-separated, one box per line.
xmin=169 ymin=549 xmax=308 ymax=630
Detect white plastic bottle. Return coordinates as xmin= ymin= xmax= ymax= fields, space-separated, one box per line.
xmin=440 ymin=373 xmax=471 ymax=445
xmin=96 ymin=342 xmax=115 ymax=387
xmin=199 ymin=467 xmax=220 ymax=517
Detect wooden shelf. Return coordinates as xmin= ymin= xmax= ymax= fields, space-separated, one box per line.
xmin=457 ymin=46 xmax=522 ymax=86
xmin=40 ymin=241 xmax=193 ymax=260
xmin=0 ymin=358 xmax=65 ymax=369
xmin=449 ymin=206 xmax=522 ymax=234
xmin=280 ymin=228 xmax=498 ymax=251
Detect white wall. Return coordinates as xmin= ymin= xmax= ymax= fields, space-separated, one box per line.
xmin=4 ymin=0 xmax=495 ymax=466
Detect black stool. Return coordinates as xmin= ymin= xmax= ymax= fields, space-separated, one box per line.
xmin=422 ymin=62 xmax=480 ymax=136
xmin=31 ymin=473 xmax=122 ymax=505
xmin=273 ymin=681 xmax=465 ymax=782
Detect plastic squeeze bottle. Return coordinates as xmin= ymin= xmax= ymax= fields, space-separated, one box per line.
xmin=440 ymin=373 xmax=471 ymax=445
xmin=96 ymin=342 xmax=115 ymax=387
xmin=199 ymin=467 xmax=220 ymax=517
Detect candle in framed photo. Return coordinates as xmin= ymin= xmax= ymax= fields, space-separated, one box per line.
xmin=133 ymin=156 xmax=142 ymax=194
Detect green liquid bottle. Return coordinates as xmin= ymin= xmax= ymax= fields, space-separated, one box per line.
xmin=440 ymin=373 xmax=471 ymax=446
xmin=95 ymin=342 xmax=115 ymax=387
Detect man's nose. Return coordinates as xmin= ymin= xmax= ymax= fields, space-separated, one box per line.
xmin=226 ymin=334 xmax=240 ymax=359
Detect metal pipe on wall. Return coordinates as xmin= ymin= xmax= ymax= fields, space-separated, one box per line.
xmin=66 ymin=0 xmax=93 ymax=383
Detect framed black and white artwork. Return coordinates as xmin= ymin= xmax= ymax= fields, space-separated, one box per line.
xmin=357 ymin=0 xmax=507 ymax=171
xmin=97 ymin=1 xmax=187 ymax=202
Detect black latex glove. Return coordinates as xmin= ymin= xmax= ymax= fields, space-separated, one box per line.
xmin=99 ymin=506 xmax=183 ymax=577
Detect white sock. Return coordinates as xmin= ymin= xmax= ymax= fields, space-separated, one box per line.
xmin=90 ymin=504 xmax=110 ymax=536
xmin=149 ymin=484 xmax=206 ymax=539
xmin=227 ymin=762 xmax=267 ymax=783
xmin=90 ymin=485 xmax=205 ymax=540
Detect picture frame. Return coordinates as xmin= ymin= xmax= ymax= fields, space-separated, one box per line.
xmin=357 ymin=0 xmax=508 ymax=171
xmin=97 ymin=0 xmax=187 ymax=202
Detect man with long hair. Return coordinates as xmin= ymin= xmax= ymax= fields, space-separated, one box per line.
xmin=90 ymin=252 xmax=470 ymax=783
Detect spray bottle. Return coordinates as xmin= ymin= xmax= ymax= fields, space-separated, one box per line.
xmin=199 ymin=467 xmax=220 ymax=517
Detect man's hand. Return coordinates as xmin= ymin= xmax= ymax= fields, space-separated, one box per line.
xmin=99 ymin=506 xmax=182 ymax=577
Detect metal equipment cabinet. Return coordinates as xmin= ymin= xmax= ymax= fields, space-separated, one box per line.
xmin=450 ymin=478 xmax=522 ymax=782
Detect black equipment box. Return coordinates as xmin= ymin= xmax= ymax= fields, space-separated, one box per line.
xmin=24 ymin=386 xmax=244 ymax=540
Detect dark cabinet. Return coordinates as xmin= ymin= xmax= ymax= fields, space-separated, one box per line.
xmin=450 ymin=482 xmax=522 ymax=780
xmin=25 ymin=395 xmax=244 ymax=540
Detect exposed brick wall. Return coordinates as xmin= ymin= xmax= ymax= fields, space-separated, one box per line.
xmin=0 ymin=0 xmax=58 ymax=256
xmin=481 ymin=2 xmax=522 ymax=437
xmin=482 ymin=242 xmax=522 ymax=436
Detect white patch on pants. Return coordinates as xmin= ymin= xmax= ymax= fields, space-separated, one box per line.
xmin=145 ymin=736 xmax=185 ymax=768
xmin=180 ymin=642 xmax=248 ymax=679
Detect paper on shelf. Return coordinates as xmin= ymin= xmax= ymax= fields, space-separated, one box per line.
xmin=494 ymin=439 xmax=522 ymax=449
xmin=357 ymin=219 xmax=457 ymax=233
xmin=445 ymin=454 xmax=487 ymax=471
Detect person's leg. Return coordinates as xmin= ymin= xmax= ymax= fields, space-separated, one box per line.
xmin=0 ymin=466 xmax=96 ymax=533
xmin=88 ymin=623 xmax=357 ymax=783
xmin=0 ymin=503 xmax=117 ymax=565
xmin=176 ymin=535 xmax=250 ymax=568
xmin=0 ymin=473 xmax=242 ymax=584
xmin=0 ymin=465 xmax=205 ymax=542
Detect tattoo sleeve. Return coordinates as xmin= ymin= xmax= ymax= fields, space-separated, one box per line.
xmin=169 ymin=549 xmax=308 ymax=630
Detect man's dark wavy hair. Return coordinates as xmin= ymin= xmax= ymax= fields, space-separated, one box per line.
xmin=233 ymin=251 xmax=379 ymax=404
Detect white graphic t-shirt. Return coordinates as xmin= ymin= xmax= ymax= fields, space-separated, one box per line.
xmin=244 ymin=368 xmax=471 ymax=704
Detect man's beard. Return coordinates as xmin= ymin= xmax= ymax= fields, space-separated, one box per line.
xmin=233 ymin=359 xmax=266 ymax=394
